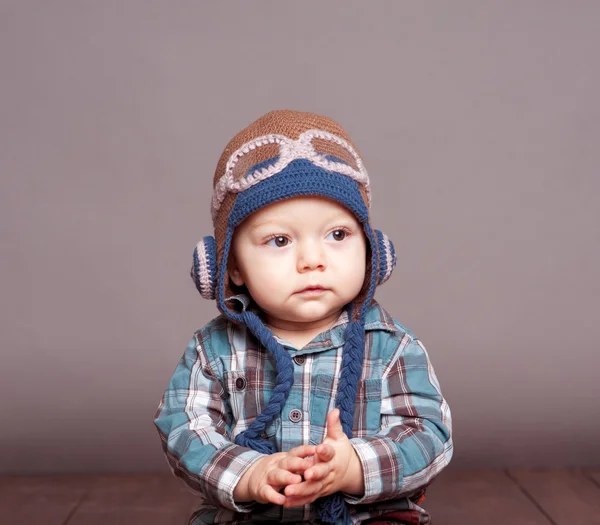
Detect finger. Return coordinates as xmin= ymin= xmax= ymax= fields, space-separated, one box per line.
xmin=284 ymin=479 xmax=324 ymax=498
xmin=326 ymin=408 xmax=346 ymax=440
xmin=304 ymin=460 xmax=332 ymax=481
xmin=268 ymin=468 xmax=302 ymax=487
xmin=280 ymin=456 xmax=315 ymax=474
xmin=287 ymin=444 xmax=317 ymax=458
xmin=259 ymin=484 xmax=287 ymax=506
xmin=315 ymin=443 xmax=335 ymax=462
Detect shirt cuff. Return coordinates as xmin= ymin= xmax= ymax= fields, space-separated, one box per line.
xmin=202 ymin=443 xmax=266 ymax=512
xmin=344 ymin=437 xmax=402 ymax=505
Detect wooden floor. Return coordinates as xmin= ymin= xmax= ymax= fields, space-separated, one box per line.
xmin=1 ymin=468 xmax=599 ymax=524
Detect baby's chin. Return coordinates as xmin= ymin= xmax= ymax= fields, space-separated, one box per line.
xmin=267 ymin=304 xmax=344 ymax=326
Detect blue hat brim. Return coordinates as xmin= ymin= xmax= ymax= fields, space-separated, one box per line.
xmin=228 ymin=159 xmax=369 ymax=228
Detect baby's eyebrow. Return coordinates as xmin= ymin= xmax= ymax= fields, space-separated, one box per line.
xmin=250 ymin=220 xmax=288 ymax=230
xmin=249 ymin=213 xmax=359 ymax=232
xmin=324 ymin=215 xmax=361 ymax=228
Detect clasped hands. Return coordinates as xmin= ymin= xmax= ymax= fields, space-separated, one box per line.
xmin=234 ymin=408 xmax=364 ymax=507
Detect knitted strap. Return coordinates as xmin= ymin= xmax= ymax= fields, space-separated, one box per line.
xmin=234 ymin=311 xmax=295 ymax=454
xmin=335 ymin=320 xmax=366 ymax=435
xmin=316 ymin=320 xmax=365 ymax=525
xmin=317 ymin=492 xmax=351 ymax=524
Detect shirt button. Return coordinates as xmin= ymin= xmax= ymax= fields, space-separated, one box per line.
xmin=288 ymin=409 xmax=303 ymax=423
xmin=235 ymin=377 xmax=246 ymax=390
xmin=293 ymin=355 xmax=306 ymax=365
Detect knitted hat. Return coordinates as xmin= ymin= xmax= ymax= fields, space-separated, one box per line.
xmin=191 ymin=110 xmax=396 ymax=524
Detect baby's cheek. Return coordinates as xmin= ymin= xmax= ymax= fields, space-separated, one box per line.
xmin=249 ymin=267 xmax=287 ymax=299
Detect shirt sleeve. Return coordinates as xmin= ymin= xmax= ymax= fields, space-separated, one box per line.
xmin=153 ymin=334 xmax=265 ymax=512
xmin=345 ymin=335 xmax=453 ymax=505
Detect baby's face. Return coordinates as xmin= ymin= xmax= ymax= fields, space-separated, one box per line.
xmin=230 ymin=196 xmax=367 ymax=329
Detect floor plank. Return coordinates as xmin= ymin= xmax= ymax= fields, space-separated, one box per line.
xmin=2 ymin=470 xmax=599 ymax=525
xmin=0 ymin=475 xmax=93 ymax=525
xmin=65 ymin=473 xmax=197 ymax=525
xmin=508 ymin=468 xmax=600 ymax=525
xmin=424 ymin=468 xmax=552 ymax=525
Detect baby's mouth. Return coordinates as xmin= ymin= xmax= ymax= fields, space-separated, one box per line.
xmin=296 ymin=285 xmax=328 ymax=295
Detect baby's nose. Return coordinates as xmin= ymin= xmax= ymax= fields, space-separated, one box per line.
xmin=297 ymin=240 xmax=326 ymax=271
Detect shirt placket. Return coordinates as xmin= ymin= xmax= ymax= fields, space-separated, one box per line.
xmin=280 ymin=352 xmax=311 ymax=450
xmin=277 ymin=351 xmax=310 ymax=523
xmin=274 ymin=330 xmax=345 ymax=523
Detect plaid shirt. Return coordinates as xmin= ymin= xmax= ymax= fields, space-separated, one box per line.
xmin=154 ymin=297 xmax=453 ymax=525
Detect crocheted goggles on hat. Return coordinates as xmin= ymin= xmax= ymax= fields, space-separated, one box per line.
xmin=210 ymin=128 xmax=371 ymax=222
xmin=191 ymin=110 xmax=396 ymax=524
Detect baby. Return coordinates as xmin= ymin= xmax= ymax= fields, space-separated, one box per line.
xmin=154 ymin=110 xmax=453 ymax=525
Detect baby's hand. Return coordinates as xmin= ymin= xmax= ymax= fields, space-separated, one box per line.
xmin=283 ymin=408 xmax=364 ymax=507
xmin=234 ymin=445 xmax=316 ymax=506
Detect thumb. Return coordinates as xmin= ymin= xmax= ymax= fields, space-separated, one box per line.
xmin=326 ymin=408 xmax=346 ymax=440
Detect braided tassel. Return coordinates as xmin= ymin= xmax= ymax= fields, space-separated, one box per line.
xmin=317 ymin=320 xmax=366 ymax=525
xmin=317 ymin=492 xmax=351 ymax=524
xmin=234 ymin=311 xmax=295 ymax=453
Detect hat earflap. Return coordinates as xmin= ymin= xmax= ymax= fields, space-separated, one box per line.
xmin=374 ymin=229 xmax=397 ymax=285
xmin=190 ymin=236 xmax=218 ymax=300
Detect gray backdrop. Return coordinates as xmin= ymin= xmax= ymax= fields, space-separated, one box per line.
xmin=1 ymin=1 xmax=598 ymax=475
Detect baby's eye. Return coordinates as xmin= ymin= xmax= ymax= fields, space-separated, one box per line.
xmin=266 ymin=236 xmax=290 ymax=248
xmin=326 ymin=229 xmax=348 ymax=242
